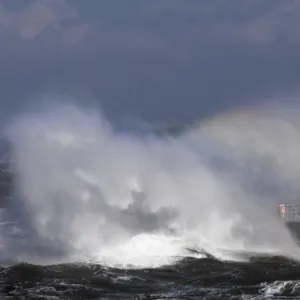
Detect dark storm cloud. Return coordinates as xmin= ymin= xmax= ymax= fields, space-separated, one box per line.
xmin=0 ymin=0 xmax=300 ymax=124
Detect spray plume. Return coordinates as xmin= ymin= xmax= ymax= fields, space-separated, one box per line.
xmin=0 ymin=102 xmax=299 ymax=268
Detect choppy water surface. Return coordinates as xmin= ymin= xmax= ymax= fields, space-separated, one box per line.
xmin=2 ymin=255 xmax=300 ymax=299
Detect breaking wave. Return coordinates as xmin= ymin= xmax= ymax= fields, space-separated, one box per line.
xmin=1 ymin=102 xmax=300 ymax=268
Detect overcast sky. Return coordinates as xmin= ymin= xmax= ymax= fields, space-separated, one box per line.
xmin=0 ymin=0 xmax=300 ymax=124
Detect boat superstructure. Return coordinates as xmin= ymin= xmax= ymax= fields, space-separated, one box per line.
xmin=277 ymin=204 xmax=300 ymax=240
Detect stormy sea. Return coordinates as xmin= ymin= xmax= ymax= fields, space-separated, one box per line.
xmin=1 ymin=103 xmax=300 ymax=299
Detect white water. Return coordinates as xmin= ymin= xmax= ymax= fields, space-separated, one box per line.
xmin=1 ymin=102 xmax=300 ymax=268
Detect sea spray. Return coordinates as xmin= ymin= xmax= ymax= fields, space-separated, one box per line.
xmin=0 ymin=102 xmax=299 ymax=267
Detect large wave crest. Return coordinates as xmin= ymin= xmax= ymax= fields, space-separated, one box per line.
xmin=0 ymin=102 xmax=300 ymax=268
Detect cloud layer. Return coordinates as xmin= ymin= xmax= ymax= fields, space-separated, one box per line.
xmin=0 ymin=0 xmax=300 ymax=123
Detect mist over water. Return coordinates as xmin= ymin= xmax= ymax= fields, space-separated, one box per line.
xmin=1 ymin=102 xmax=300 ymax=268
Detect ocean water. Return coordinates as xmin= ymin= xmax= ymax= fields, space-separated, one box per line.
xmin=1 ymin=103 xmax=300 ymax=299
